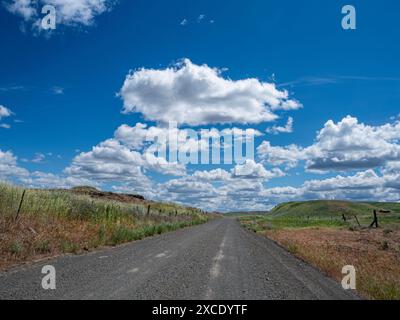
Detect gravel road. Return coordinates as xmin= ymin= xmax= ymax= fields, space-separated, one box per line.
xmin=0 ymin=218 xmax=358 ymax=300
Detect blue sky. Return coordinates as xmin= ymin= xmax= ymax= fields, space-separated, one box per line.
xmin=1 ymin=0 xmax=400 ymax=211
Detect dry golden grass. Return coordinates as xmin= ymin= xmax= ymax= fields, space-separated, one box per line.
xmin=0 ymin=215 xmax=104 ymax=270
xmin=0 ymin=213 xmax=210 ymax=271
xmin=263 ymin=227 xmax=400 ymax=300
xmin=0 ymin=183 xmax=212 ymax=271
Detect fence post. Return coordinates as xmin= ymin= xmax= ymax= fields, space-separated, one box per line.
xmin=15 ymin=189 xmax=26 ymax=221
xmin=369 ymin=210 xmax=379 ymax=228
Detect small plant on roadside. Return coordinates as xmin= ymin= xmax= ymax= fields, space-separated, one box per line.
xmin=35 ymin=240 xmax=51 ymax=254
xmin=10 ymin=241 xmax=23 ymax=256
xmin=61 ymin=241 xmax=80 ymax=254
xmin=287 ymin=243 xmax=298 ymax=255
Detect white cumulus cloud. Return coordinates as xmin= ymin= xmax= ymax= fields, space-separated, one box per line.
xmin=4 ymin=0 xmax=115 ymax=29
xmin=0 ymin=105 xmax=13 ymax=120
xmin=266 ymin=117 xmax=293 ymax=135
xmin=258 ymin=116 xmax=400 ymax=172
xmin=232 ymin=160 xmax=285 ymax=180
xmin=119 ymin=59 xmax=301 ymax=126
xmin=0 ymin=149 xmax=29 ymax=180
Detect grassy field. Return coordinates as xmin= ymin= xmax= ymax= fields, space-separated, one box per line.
xmin=0 ymin=183 xmax=212 ymax=270
xmin=239 ymin=200 xmax=400 ymax=300
xmin=271 ymin=200 xmax=400 ymax=220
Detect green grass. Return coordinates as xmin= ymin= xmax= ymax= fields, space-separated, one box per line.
xmin=60 ymin=241 xmax=80 ymax=254
xmin=34 ymin=240 xmax=52 ymax=254
xmin=240 ymin=215 xmax=346 ymax=232
xmin=271 ymin=200 xmax=400 ymax=218
xmin=240 ymin=200 xmax=400 ymax=232
xmin=108 ymin=220 xmax=207 ymax=246
xmin=265 ymin=200 xmax=400 ymax=229
xmin=9 ymin=241 xmax=23 ymax=256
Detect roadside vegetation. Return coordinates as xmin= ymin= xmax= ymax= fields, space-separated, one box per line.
xmin=0 ymin=183 xmax=213 ymax=270
xmin=239 ymin=200 xmax=400 ymax=300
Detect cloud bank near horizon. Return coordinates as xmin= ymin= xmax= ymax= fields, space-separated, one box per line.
xmin=1 ymin=59 xmax=400 ymax=211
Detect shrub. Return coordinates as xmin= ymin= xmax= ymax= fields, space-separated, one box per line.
xmin=35 ymin=240 xmax=52 ymax=254
xmin=10 ymin=241 xmax=23 ymax=255
xmin=61 ymin=241 xmax=79 ymax=254
xmin=287 ymin=243 xmax=298 ymax=254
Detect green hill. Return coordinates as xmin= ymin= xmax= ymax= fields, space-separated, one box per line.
xmin=223 ymin=211 xmax=269 ymax=217
xmin=270 ymin=200 xmax=400 ymax=218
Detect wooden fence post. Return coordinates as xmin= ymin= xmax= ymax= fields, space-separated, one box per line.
xmin=15 ymin=189 xmax=26 ymax=221
xmin=369 ymin=210 xmax=379 ymax=228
